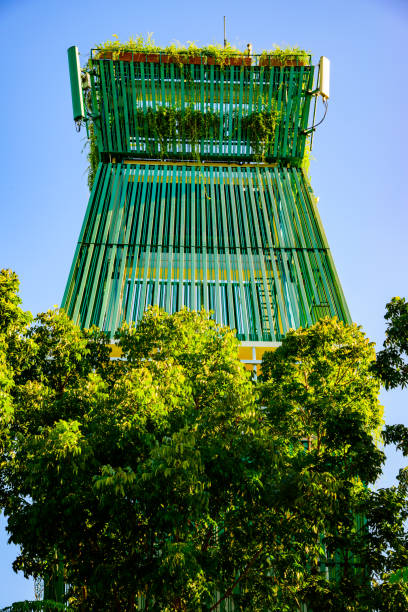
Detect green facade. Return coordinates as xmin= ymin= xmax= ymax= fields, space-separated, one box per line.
xmin=63 ymin=52 xmax=350 ymax=339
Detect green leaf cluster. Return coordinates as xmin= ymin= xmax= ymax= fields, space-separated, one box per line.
xmin=373 ymin=297 xmax=408 ymax=389
xmin=1 ymin=270 xmax=408 ymax=610
xmin=95 ymin=35 xmax=249 ymax=66
xmin=93 ymin=35 xmax=310 ymax=68
xmin=241 ymin=105 xmax=281 ymax=162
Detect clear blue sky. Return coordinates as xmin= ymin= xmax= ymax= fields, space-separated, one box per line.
xmin=0 ymin=0 xmax=407 ymax=605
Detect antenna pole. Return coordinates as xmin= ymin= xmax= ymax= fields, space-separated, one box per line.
xmin=224 ymin=16 xmax=226 ymax=48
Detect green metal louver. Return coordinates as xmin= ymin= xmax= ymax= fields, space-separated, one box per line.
xmin=64 ymin=49 xmax=350 ymax=341
xmin=62 ymin=162 xmax=350 ymax=339
xmin=87 ymin=59 xmax=314 ymax=163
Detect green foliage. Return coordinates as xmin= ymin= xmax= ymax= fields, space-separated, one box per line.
xmin=0 ymin=602 xmax=66 ymax=611
xmin=0 ymin=269 xmax=32 ymax=439
xmin=140 ymin=106 xmax=220 ymax=161
xmin=260 ymin=45 xmax=310 ymax=65
xmin=94 ymin=34 xmax=247 ymax=66
xmin=94 ymin=105 xmax=280 ymax=164
xmin=1 ymin=278 xmax=408 ymax=610
xmin=373 ymin=297 xmax=408 ymax=389
xmin=94 ymin=34 xmax=310 ymax=68
xmin=241 ymin=104 xmax=281 ymax=162
xmin=259 ymin=318 xmax=408 ymax=611
xmin=86 ymin=123 xmax=98 ymax=191
xmin=301 ymin=135 xmax=314 ymax=179
xmin=261 ymin=317 xmax=384 ymax=443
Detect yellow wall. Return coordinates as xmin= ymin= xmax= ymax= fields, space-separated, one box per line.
xmin=109 ymin=344 xmax=277 ymax=376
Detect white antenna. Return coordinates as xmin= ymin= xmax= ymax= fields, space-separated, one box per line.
xmin=319 ymin=57 xmax=330 ymax=100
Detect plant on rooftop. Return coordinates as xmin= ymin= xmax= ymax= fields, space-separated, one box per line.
xmin=95 ymin=35 xmax=253 ymax=67
xmin=259 ymin=45 xmax=310 ymax=67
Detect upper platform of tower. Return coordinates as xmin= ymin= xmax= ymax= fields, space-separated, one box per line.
xmin=68 ymin=39 xmax=329 ymax=165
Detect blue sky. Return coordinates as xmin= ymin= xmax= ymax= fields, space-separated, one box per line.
xmin=0 ymin=0 xmax=407 ymax=605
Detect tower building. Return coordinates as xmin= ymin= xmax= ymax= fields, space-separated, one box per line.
xmin=64 ymin=43 xmax=350 ymax=371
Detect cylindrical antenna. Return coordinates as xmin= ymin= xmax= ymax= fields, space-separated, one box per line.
xmin=67 ymin=46 xmax=85 ymax=123
xmin=224 ymin=16 xmax=227 ymax=48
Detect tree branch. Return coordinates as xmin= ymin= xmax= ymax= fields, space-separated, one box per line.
xmin=209 ymin=549 xmax=262 ymax=610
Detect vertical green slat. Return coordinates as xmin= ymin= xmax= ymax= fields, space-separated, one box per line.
xmin=280 ymin=168 xmax=313 ymax=326
xmin=270 ymin=169 xmax=301 ymax=328
xmin=273 ymin=68 xmax=285 ymax=159
xmin=245 ymin=167 xmax=276 ymax=341
xmin=98 ymin=165 xmax=131 ymax=326
xmin=84 ymin=163 xmax=122 ymax=328
xmin=169 ymin=64 xmax=177 ymax=155
xmin=227 ymin=167 xmax=250 ymax=338
xmin=126 ymin=164 xmax=150 ymax=320
xmin=111 ymin=165 xmax=140 ymax=331
xmin=236 ymin=167 xmax=262 ymax=339
xmin=191 ymin=165 xmax=197 ymax=311
xmin=138 ymin=165 xmax=160 ymax=315
xmin=227 ymin=66 xmax=234 ymax=157
xmin=217 ymin=168 xmax=236 ymax=330
xmin=99 ymin=62 xmax=113 ymax=152
xmin=178 ymin=165 xmax=187 ymax=310
xmin=165 ymin=166 xmax=177 ymax=313
xmin=150 ymin=62 xmax=156 ymax=108
xmin=153 ymin=166 xmax=168 ymax=307
xmin=255 ymin=167 xmax=290 ymax=333
xmin=219 ymin=70 xmax=224 ymax=153
xmin=160 ymin=63 xmax=166 ymax=107
xmin=246 ymin=67 xmax=254 ymax=157
xmin=209 ymin=166 xmax=222 ymax=325
xmin=200 ymin=63 xmax=205 ymax=157
xmin=291 ymin=67 xmax=304 ymax=158
xmin=298 ymin=66 xmax=315 ymax=158
xmin=200 ymin=166 xmax=209 ymax=312
xmin=209 ymin=65 xmax=215 ymax=157
xmin=282 ymin=67 xmax=295 ymax=159
xmin=140 ymin=62 xmax=147 ymax=114
xmin=180 ymin=67 xmax=186 ymax=156
xmin=257 ymin=66 xmax=264 ymax=112
xmin=129 ymin=61 xmax=140 ymax=152
xmin=119 ymin=62 xmax=131 ymax=152
xmin=109 ymin=61 xmax=123 ymax=152
xmin=289 ymin=169 xmax=321 ymax=306
xmin=237 ymin=67 xmax=244 ymax=157
xmin=266 ymin=67 xmax=274 ymax=112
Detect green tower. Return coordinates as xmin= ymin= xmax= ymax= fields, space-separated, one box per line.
xmin=64 ymin=44 xmax=350 ymax=372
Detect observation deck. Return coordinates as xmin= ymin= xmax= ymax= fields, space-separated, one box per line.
xmin=87 ymin=52 xmax=315 ymax=163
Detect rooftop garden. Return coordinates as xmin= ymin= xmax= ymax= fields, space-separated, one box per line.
xmin=93 ymin=34 xmax=310 ymax=67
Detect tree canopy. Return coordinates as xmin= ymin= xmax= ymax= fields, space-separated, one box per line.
xmin=373 ymin=297 xmax=408 ymax=390
xmin=1 ymin=270 xmax=408 ymax=611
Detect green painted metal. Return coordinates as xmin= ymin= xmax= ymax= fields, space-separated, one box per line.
xmin=67 ymin=46 xmax=84 ymax=122
xmin=63 ymin=162 xmax=350 ymax=339
xmin=87 ymin=58 xmax=314 ymax=163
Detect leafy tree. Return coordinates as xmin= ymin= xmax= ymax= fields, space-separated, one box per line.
xmin=1 ymin=274 xmax=408 ymax=611
xmin=259 ymin=319 xmax=408 ymax=610
xmin=0 ymin=269 xmax=31 ymax=438
xmin=373 ymin=297 xmax=408 ymax=390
